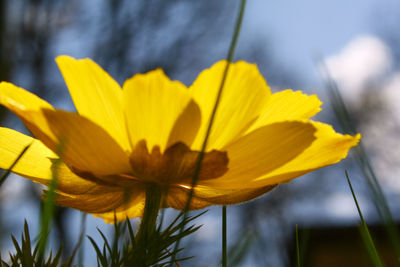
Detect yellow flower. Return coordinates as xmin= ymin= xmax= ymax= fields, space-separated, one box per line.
xmin=0 ymin=56 xmax=360 ymax=222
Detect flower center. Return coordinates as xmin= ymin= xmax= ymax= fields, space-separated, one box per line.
xmin=129 ymin=140 xmax=229 ymax=186
xmin=68 ymin=140 xmax=229 ymax=190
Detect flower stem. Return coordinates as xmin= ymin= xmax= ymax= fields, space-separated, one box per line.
xmin=136 ymin=184 xmax=162 ymax=259
xmin=170 ymin=1 xmax=247 ymax=264
xmin=222 ymin=205 xmax=227 ymax=267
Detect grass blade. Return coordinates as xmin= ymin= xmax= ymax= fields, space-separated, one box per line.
xmin=170 ymin=1 xmax=247 ymax=264
xmin=319 ymin=60 xmax=400 ymax=261
xmin=65 ymin=213 xmax=87 ymax=266
xmin=296 ymin=224 xmax=300 ymax=267
xmin=38 ymin=141 xmax=64 ymax=264
xmin=227 ymin=229 xmax=255 ymax=266
xmin=0 ymin=143 xmax=31 ymax=187
xmin=87 ymin=236 xmax=108 ymax=267
xmin=346 ymin=170 xmax=384 ymax=267
xmin=222 ymin=206 xmax=227 ymax=267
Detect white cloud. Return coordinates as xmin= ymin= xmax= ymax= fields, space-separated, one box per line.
xmin=324 ymin=193 xmax=361 ymax=220
xmin=325 ymin=35 xmax=392 ymax=103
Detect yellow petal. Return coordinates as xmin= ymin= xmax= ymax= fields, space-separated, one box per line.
xmin=254 ymin=122 xmax=361 ymax=186
xmin=43 ymin=109 xmax=132 ymax=175
xmin=193 ymin=184 xmax=276 ymax=205
xmin=166 ymin=99 xmax=201 ymax=148
xmin=0 ymin=127 xmax=117 ymax=195
xmin=93 ymin=198 xmax=145 ymax=223
xmin=0 ymin=83 xmax=56 ymax=150
xmin=207 ymin=122 xmax=360 ymax=189
xmin=55 ymin=191 xmax=127 ymax=213
xmin=12 ymin=108 xmax=131 ymax=176
xmin=190 ymin=60 xmax=270 ymax=150
xmin=123 ymin=69 xmax=200 ymax=152
xmin=54 ymin=182 xmax=145 ymax=216
xmin=0 ymin=86 xmax=130 ymax=175
xmin=199 ymin=121 xmax=317 ymax=189
xmin=165 ymin=187 xmax=211 ymax=210
xmin=0 ymin=127 xmax=55 ymax=181
xmin=56 ymin=56 xmax=130 ymax=151
xmin=92 ymin=187 xmax=145 ymax=223
xmin=0 ymin=81 xmax=54 ymax=113
xmin=167 ymin=184 xmax=276 ymax=209
xmin=247 ymin=89 xmax=322 ymax=132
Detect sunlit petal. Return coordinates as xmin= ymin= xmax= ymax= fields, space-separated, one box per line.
xmin=0 ymin=127 xmax=55 ymax=181
xmin=206 ymin=122 xmax=360 ymax=189
xmin=93 ymin=195 xmax=145 ymax=223
xmin=199 ymin=121 xmax=316 ymax=188
xmin=247 ymin=89 xmax=322 ymax=132
xmin=190 ymin=60 xmax=270 ymax=150
xmin=56 ymin=56 xmax=130 ymax=151
xmin=0 ymin=81 xmax=53 ymax=114
xmin=167 ymin=184 xmax=276 ymax=209
xmin=123 ymin=69 xmax=201 ymax=151
xmin=54 ymin=183 xmax=145 ymax=219
xmin=255 ymin=122 xmax=361 ymax=186
xmin=0 ymin=127 xmax=111 ymax=194
xmin=7 ymin=108 xmax=131 ymax=176
xmin=55 ymin=191 xmax=127 ymax=213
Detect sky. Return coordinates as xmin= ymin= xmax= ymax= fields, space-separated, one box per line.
xmin=244 ymin=0 xmax=382 ymax=87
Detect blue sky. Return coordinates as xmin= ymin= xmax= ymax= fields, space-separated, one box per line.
xmin=243 ymin=0 xmax=383 ymax=86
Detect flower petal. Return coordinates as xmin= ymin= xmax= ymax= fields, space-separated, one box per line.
xmin=55 ymin=191 xmax=126 ymax=213
xmin=0 ymin=127 xmax=55 ymax=181
xmin=6 ymin=106 xmax=131 ymax=176
xmin=190 ymin=60 xmax=270 ymax=150
xmin=199 ymin=121 xmax=317 ymax=189
xmin=93 ymin=196 xmax=145 ymax=223
xmin=42 ymin=109 xmax=131 ymax=175
xmin=65 ymin=185 xmax=146 ymax=223
xmin=206 ymin=122 xmax=360 ymax=189
xmin=247 ymin=89 xmax=322 ymax=132
xmin=0 ymin=127 xmax=106 ymax=195
xmin=166 ymin=184 xmax=276 ymax=209
xmin=251 ymin=122 xmax=361 ymax=186
xmin=123 ymin=69 xmax=200 ymax=151
xmin=166 ymin=99 xmax=201 ymax=149
xmin=54 ymin=183 xmax=145 ymax=215
xmin=56 ymin=56 xmax=130 ymax=151
xmin=165 ymin=188 xmax=211 ymax=210
xmin=0 ymin=81 xmax=54 ymax=113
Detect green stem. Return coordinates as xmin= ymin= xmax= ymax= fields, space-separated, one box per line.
xmin=38 ymin=144 xmax=63 ymax=265
xmin=296 ymin=224 xmax=300 ymax=267
xmin=169 ymin=1 xmax=247 ymax=265
xmin=136 ymin=184 xmax=162 ymax=259
xmin=222 ymin=205 xmax=227 ymax=267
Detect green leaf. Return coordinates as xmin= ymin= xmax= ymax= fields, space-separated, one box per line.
xmin=3 ymin=220 xmax=66 ymax=266
xmin=87 ymin=236 xmax=108 ymax=267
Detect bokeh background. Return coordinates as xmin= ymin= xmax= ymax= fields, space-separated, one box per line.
xmin=1 ymin=0 xmax=400 ymax=266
